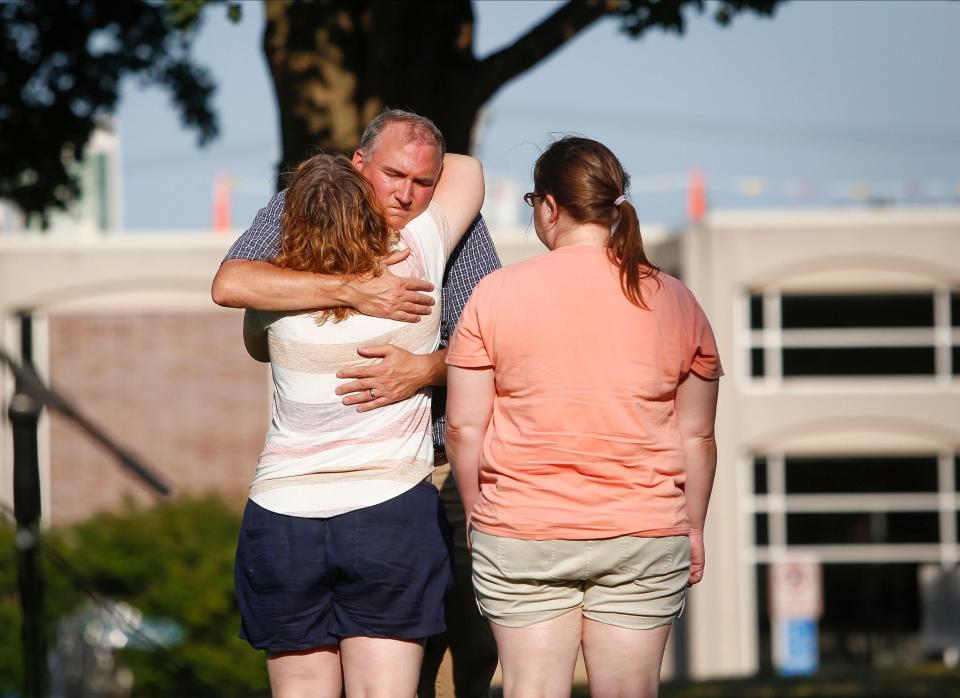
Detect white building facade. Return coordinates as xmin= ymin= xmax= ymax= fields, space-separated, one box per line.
xmin=680 ymin=208 xmax=960 ymax=676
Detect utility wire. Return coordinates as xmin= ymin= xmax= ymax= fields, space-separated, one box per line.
xmin=492 ymin=105 xmax=960 ymax=149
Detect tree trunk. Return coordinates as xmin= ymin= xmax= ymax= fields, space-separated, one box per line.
xmin=262 ymin=0 xmax=615 ymax=188
xmin=263 ymin=0 xmax=483 ymax=187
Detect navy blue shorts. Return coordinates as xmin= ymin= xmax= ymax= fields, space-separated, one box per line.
xmin=235 ymin=481 xmax=453 ymax=652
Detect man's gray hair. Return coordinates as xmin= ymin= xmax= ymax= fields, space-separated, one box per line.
xmin=358 ymin=108 xmax=446 ymax=159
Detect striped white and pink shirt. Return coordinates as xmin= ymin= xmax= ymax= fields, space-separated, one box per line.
xmin=247 ymin=203 xmax=450 ymax=518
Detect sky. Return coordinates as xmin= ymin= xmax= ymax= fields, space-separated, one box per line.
xmin=117 ymin=0 xmax=960 ymax=231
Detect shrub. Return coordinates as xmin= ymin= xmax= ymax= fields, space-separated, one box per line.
xmin=0 ymin=496 xmax=268 ymax=697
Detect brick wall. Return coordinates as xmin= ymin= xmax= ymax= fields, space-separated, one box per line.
xmin=46 ymin=312 xmax=269 ymax=523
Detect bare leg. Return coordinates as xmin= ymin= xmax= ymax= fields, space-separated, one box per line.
xmin=489 ymin=609 xmax=582 ymax=698
xmin=340 ymin=637 xmax=424 ymax=698
xmin=580 ymin=619 xmax=672 ymax=698
xmin=266 ymin=646 xmax=343 ymax=698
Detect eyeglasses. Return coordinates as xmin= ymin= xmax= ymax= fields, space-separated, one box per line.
xmin=523 ymin=192 xmax=543 ymax=207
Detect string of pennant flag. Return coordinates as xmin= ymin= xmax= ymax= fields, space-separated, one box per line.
xmin=210 ymin=170 xmax=960 ymax=233
xmin=629 ymin=171 xmax=960 ymax=223
xmin=632 ymin=171 xmax=960 ymax=201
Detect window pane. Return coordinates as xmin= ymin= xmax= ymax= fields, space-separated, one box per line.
xmin=754 ymin=457 xmax=768 ymax=494
xmin=821 ymin=564 xmax=920 ymax=632
xmin=751 ymin=348 xmax=765 ymax=377
xmin=755 ymin=564 xmax=773 ymax=671
xmin=783 ymin=347 xmax=935 ymax=376
xmin=781 ymin=294 xmax=934 ymax=329
xmin=750 ymin=294 xmax=764 ymax=330
xmin=755 ymin=513 xmax=769 ymax=545
xmin=759 ymin=563 xmax=921 ymax=671
xmin=953 ymin=347 xmax=960 ymax=376
xmin=786 ymin=512 xmax=939 ymax=545
xmin=952 ymin=292 xmax=960 ymax=328
xmin=785 ymin=456 xmax=938 ymax=494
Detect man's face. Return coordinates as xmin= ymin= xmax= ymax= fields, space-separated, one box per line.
xmin=352 ymin=123 xmax=442 ymax=230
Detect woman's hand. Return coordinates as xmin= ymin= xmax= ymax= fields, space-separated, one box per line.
xmin=688 ymin=531 xmax=705 ymax=586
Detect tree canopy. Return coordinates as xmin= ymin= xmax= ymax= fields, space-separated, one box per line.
xmin=0 ymin=0 xmax=783 ymax=223
xmin=0 ymin=0 xmax=232 ymax=224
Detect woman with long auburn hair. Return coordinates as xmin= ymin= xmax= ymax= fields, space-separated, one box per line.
xmin=446 ymin=136 xmax=723 ymax=698
xmin=238 ymin=146 xmax=483 ymax=698
xmin=272 ymin=155 xmax=399 ymax=324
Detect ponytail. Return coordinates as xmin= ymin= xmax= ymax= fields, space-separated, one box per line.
xmin=607 ymin=199 xmax=659 ymax=309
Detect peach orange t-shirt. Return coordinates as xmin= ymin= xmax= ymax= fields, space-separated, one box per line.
xmin=446 ymin=245 xmax=723 ymax=541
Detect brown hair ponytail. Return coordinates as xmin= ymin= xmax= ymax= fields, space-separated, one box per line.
xmin=608 ymin=197 xmax=658 ymax=307
xmin=533 ymin=137 xmax=659 ymax=308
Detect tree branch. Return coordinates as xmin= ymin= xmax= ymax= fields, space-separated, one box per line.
xmin=475 ymin=0 xmax=616 ymax=104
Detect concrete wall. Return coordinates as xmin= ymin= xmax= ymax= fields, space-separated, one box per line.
xmin=0 ymin=234 xmax=267 ymax=523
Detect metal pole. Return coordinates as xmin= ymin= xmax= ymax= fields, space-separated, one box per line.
xmin=1 ymin=311 xmax=174 ymax=698
xmin=10 ymin=389 xmax=46 ymax=698
xmin=10 ymin=311 xmax=46 ymax=698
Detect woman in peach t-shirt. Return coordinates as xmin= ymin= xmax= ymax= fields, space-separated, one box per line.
xmin=445 ymin=137 xmax=722 ymax=698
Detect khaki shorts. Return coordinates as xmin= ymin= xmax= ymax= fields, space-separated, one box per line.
xmin=470 ymin=530 xmax=690 ymax=629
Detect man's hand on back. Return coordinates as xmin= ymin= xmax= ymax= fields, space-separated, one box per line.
xmin=344 ymin=249 xmax=435 ymax=322
xmin=336 ymin=344 xmax=447 ymax=412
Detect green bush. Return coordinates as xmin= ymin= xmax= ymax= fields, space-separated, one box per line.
xmin=0 ymin=496 xmax=268 ymax=697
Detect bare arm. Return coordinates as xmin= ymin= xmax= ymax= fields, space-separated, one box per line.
xmin=242 ymin=310 xmax=270 ymax=363
xmin=432 ymin=154 xmax=485 ymax=257
xmin=676 ymin=372 xmax=720 ymax=586
xmin=445 ymin=365 xmax=496 ymax=526
xmin=212 ymin=252 xmax=435 ymax=321
xmin=213 ymin=189 xmax=436 ymax=318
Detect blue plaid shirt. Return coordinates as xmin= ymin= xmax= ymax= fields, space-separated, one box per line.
xmin=224 ymin=190 xmax=501 ymax=448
